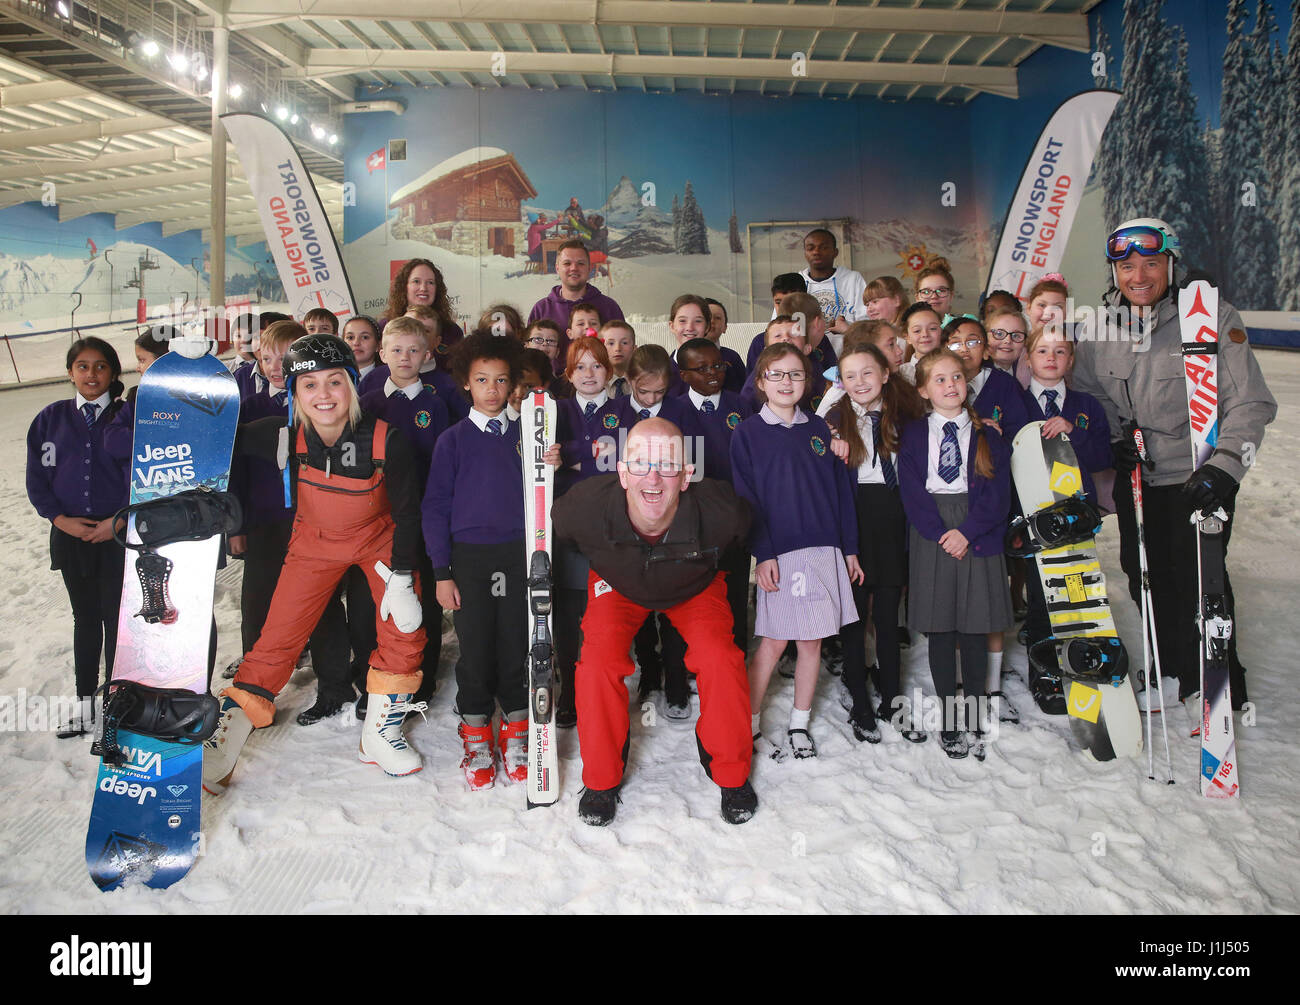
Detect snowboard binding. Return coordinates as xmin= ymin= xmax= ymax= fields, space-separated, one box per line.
xmin=114 ymin=489 xmax=242 ymax=625
xmin=92 ymin=680 xmax=221 ymax=766
xmin=1004 ymin=493 xmax=1103 ymax=557
xmin=1029 ymin=635 xmax=1129 ymax=687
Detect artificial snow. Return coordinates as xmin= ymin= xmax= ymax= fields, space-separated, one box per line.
xmin=0 ymin=354 xmax=1297 ymax=914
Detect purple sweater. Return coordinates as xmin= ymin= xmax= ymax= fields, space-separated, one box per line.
xmin=26 ymin=398 xmax=130 ymax=521
xmin=1020 ymin=385 xmax=1112 ymax=504
xmin=897 ymin=416 xmax=1011 ymax=557
xmin=526 ymin=284 xmax=624 ymax=371
xmin=579 ymin=394 xmax=703 ymax=480
xmin=729 ymin=409 xmax=858 ymax=564
xmin=422 ymin=416 xmax=525 ymax=574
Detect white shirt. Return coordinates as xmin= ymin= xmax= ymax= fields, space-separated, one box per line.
xmin=759 ymin=403 xmax=808 ymax=428
xmin=850 ymin=400 xmax=888 ymax=485
xmin=1029 ymin=377 xmax=1065 ymax=416
xmin=925 ymin=410 xmax=972 ymax=494
xmin=359 ymin=361 xmax=377 ymax=380
xmin=75 ymin=390 xmax=112 ymax=422
xmin=687 ymin=388 xmax=722 ymax=413
xmin=575 ymin=390 xmax=609 ymax=414
xmin=966 ymin=366 xmax=991 ymax=403
xmin=802 ymin=267 xmax=868 ymax=327
xmin=384 ymin=377 xmax=422 ymax=400
xmin=469 ymin=408 xmax=510 ymax=434
xmin=629 ymin=396 xmax=661 ymax=419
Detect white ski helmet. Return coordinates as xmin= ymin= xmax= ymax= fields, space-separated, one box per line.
xmin=1105 ymin=217 xmax=1181 ymax=289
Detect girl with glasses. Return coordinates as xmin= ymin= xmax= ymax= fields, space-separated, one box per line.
xmin=731 ymin=343 xmax=863 ymax=761
xmin=913 ymin=258 xmax=956 ymax=319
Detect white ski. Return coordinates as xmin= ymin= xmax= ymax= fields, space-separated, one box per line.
xmin=522 ymin=390 xmax=559 ymax=807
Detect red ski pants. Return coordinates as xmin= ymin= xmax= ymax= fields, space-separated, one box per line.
xmin=576 ymin=569 xmax=752 ymax=790
xmin=232 ymin=517 xmax=425 ymax=727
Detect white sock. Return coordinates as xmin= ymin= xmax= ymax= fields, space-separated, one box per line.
xmin=987 ymin=651 xmax=1004 ymax=692
xmin=751 ymin=712 xmax=761 ymax=736
xmin=789 ymin=707 xmax=811 ymax=732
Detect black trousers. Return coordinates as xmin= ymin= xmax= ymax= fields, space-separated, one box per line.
xmin=928 ymin=631 xmax=987 ymax=733
xmin=57 ymin=535 xmax=125 ymax=700
xmin=1112 ymin=474 xmax=1244 ymax=702
xmin=450 ymin=539 xmax=528 ymax=718
xmin=241 ymin=520 xmax=352 ymax=702
xmin=411 ymin=553 xmax=443 ymax=703
xmin=842 ymin=584 xmax=902 ymax=729
xmin=553 ymin=585 xmax=588 ymax=716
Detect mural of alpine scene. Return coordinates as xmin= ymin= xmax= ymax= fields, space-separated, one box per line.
xmin=1092 ymin=0 xmax=1299 ymax=312
xmin=341 ymin=88 xmax=988 ymax=326
xmin=0 ymin=201 xmax=284 ymax=339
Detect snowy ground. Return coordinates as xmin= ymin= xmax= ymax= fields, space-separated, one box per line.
xmin=1 ymin=354 xmax=1297 ymax=914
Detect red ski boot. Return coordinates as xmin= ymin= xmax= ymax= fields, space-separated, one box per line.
xmin=458 ymin=717 xmax=497 ymax=790
xmin=499 ymin=715 xmax=529 ymax=784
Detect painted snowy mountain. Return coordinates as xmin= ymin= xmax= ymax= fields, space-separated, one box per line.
xmin=601 ymin=175 xmax=676 ymax=258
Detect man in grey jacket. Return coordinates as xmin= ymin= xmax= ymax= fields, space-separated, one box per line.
xmin=1071 ymin=218 xmax=1276 ymax=726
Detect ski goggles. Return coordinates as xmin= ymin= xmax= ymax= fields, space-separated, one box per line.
xmin=1105 ymin=226 xmax=1178 ymax=261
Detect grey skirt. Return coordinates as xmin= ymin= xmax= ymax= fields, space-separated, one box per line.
xmin=755 ymin=546 xmax=859 ymax=641
xmin=908 ymin=493 xmax=1013 ymax=635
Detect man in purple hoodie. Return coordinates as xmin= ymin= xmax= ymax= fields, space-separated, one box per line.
xmin=527 ymin=240 xmax=624 ymax=367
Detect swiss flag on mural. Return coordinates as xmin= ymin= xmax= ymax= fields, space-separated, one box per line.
xmin=367 ymin=147 xmax=386 ymax=174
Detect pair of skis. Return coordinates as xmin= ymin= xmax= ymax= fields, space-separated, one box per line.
xmin=1129 ymin=279 xmax=1239 ymax=798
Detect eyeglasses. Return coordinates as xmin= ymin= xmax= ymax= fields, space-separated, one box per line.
xmin=527 ymin=336 xmax=560 ymax=347
xmin=680 ymin=362 xmax=727 ymax=374
xmin=946 ymin=339 xmax=985 ymax=351
xmin=987 ymin=329 xmax=1027 ymax=343
xmin=916 ymin=286 xmax=952 ymax=299
xmin=623 ymin=458 xmax=683 ymax=476
xmin=762 ymin=369 xmax=807 ymax=383
xmin=1106 ymin=225 xmax=1179 ymax=261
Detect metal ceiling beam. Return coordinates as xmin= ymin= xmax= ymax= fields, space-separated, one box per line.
xmin=0 ymin=139 xmax=231 ymax=183
xmin=0 ymin=113 xmax=177 ymax=152
xmin=218 ymin=1 xmax=1089 ymax=51
xmin=292 ymin=48 xmax=1019 ymax=97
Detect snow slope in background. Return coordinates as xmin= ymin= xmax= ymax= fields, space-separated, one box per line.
xmin=1 ymin=355 xmax=1297 ymax=914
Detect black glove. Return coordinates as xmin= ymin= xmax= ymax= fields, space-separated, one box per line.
xmin=1181 ymin=464 xmax=1237 ymax=515
xmin=1112 ymin=438 xmax=1143 ymax=474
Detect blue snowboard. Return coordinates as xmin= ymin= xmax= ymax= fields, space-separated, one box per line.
xmin=86 ymin=349 xmax=239 ymax=892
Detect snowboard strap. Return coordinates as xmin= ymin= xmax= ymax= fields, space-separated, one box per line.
xmin=92 ymin=681 xmax=221 ymax=765
xmin=113 ymin=487 xmax=243 ymax=551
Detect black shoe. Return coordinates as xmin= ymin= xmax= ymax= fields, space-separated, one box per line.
xmin=849 ymin=711 xmax=882 ymax=744
xmin=940 ymin=730 xmax=969 ymax=759
xmin=1017 ymin=625 xmax=1030 ymax=646
xmin=354 ymin=691 xmax=369 ymax=721
xmin=897 ymin=627 xmax=911 ymax=648
xmin=1013 ymin=603 xmax=1029 ymax=622
xmin=556 ymin=706 xmax=577 ymax=729
xmin=221 ymin=656 xmax=242 ymax=680
xmin=989 ymin=690 xmax=1020 ymax=725
xmin=578 ymin=785 xmax=620 ymax=826
xmin=720 ymin=780 xmax=758 ymax=824
xmin=821 ymin=636 xmax=843 ymax=677
xmin=296 ymin=695 xmax=346 ymax=726
xmin=56 ymin=698 xmax=94 ymax=739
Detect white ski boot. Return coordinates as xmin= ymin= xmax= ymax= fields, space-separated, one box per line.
xmin=359 ymin=693 xmax=424 ymax=776
xmin=1183 ymin=690 xmax=1203 ymax=738
xmin=202 ymin=697 xmax=255 ymax=794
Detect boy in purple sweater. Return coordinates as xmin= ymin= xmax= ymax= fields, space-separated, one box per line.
xmin=361 ymin=315 xmax=451 ymax=707
xmin=423 ymin=335 xmax=560 ymax=790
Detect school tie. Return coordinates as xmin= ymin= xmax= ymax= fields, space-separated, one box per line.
xmin=1042 ymin=388 xmax=1060 ymax=418
xmin=701 ymin=399 xmax=716 ymax=414
xmin=868 ymin=411 xmax=898 ymax=489
xmin=938 ymin=421 xmax=961 ymax=484
xmin=584 ymin=400 xmax=598 ymax=418
xmin=486 ymin=418 xmax=503 ymax=436
xmin=638 ymin=409 xmax=651 ymax=420
xmin=81 ymin=402 xmax=98 ymax=427
xmin=612 ymin=377 xmax=626 ymax=397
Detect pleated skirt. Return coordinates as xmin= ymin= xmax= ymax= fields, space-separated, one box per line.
xmin=907 ymin=493 xmax=1013 ymax=635
xmin=755 ymin=545 xmax=859 ymax=641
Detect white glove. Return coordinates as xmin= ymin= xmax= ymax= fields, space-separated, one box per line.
xmin=171 ymin=332 xmax=212 ymax=359
xmin=374 ymin=560 xmax=422 ymax=634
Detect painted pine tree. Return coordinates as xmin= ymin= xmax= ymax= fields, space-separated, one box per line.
xmin=679 ymin=182 xmax=710 ymax=254
xmin=1095 ymin=15 xmax=1126 ymax=234
xmin=1278 ymin=0 xmax=1300 ymax=310
xmin=1161 ymin=30 xmax=1215 ymax=277
xmin=671 ymin=194 xmax=682 ymax=254
xmin=1220 ymin=0 xmax=1277 ymax=306
xmin=728 ymin=213 xmax=743 ymax=254
xmin=1252 ymin=1 xmax=1285 ymax=193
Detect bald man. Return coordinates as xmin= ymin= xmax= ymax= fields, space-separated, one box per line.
xmin=552 ymin=419 xmax=757 ymax=826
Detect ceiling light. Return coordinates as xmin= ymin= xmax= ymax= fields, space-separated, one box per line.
xmin=275 ymin=106 xmax=289 ymax=121
xmin=168 ymin=52 xmax=188 ymax=72
xmin=290 ymin=113 xmax=299 ymax=125
xmin=141 ymin=39 xmax=159 ymax=58
xmin=56 ymin=1 xmax=69 ymax=17
xmin=311 ymin=124 xmax=325 ymax=139
xmin=328 ymin=134 xmax=338 ymax=145
xmin=229 ymin=82 xmax=243 ymax=99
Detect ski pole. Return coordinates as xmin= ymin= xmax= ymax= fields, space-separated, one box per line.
xmin=1131 ymin=426 xmax=1173 ymax=784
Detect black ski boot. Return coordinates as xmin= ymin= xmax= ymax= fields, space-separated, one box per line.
xmin=720 ymin=780 xmax=758 ymax=824
xmin=940 ymin=730 xmax=969 ymax=759
xmin=578 ymin=785 xmax=621 ymax=826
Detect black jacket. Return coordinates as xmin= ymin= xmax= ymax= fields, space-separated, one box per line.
xmin=553 ymin=474 xmax=750 ymax=610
